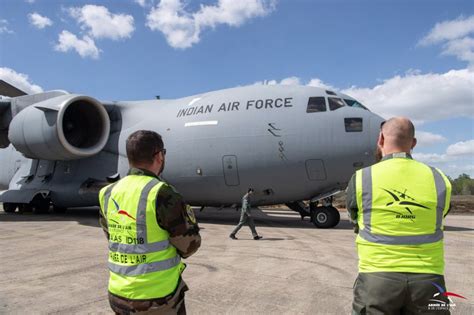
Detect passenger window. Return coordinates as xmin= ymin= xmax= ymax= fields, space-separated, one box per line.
xmin=345 ymin=118 xmax=363 ymax=132
xmin=306 ymin=97 xmax=327 ymax=113
xmin=328 ymin=97 xmax=345 ymax=111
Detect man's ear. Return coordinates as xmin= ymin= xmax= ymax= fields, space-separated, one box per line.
xmin=153 ymin=152 xmax=163 ymax=165
xmin=411 ymin=137 xmax=417 ymax=149
xmin=377 ymin=132 xmax=384 ymax=148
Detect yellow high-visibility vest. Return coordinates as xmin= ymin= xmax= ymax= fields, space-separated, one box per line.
xmin=355 ymin=155 xmax=451 ymax=274
xmin=99 ymin=175 xmax=185 ymax=299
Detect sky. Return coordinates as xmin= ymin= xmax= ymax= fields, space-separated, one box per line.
xmin=0 ymin=0 xmax=473 ymax=178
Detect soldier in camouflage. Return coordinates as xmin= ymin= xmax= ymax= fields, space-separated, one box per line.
xmin=99 ymin=130 xmax=201 ymax=315
xmin=229 ymin=188 xmax=262 ymax=240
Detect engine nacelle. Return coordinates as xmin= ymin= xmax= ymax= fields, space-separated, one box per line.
xmin=8 ymin=94 xmax=110 ymax=160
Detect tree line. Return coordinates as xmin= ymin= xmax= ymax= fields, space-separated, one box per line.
xmin=448 ymin=174 xmax=474 ymax=195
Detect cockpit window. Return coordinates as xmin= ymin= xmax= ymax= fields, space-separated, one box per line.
xmin=326 ymin=90 xmax=337 ymax=96
xmin=328 ymin=97 xmax=345 ymax=111
xmin=306 ymin=97 xmax=327 ymax=113
xmin=344 ymin=99 xmax=368 ymax=110
xmin=345 ymin=118 xmax=363 ymax=132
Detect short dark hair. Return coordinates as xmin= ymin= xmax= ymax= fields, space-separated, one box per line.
xmin=126 ymin=130 xmax=164 ymax=165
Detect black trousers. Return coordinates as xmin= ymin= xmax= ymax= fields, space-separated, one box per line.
xmin=353 ymin=272 xmax=451 ymax=315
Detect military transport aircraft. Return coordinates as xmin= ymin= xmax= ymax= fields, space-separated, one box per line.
xmin=0 ymin=80 xmax=384 ymax=228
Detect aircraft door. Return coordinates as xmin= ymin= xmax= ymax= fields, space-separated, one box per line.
xmin=305 ymin=159 xmax=327 ymax=181
xmin=222 ymin=155 xmax=240 ymax=186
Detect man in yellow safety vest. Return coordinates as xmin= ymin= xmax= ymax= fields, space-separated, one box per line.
xmin=99 ymin=130 xmax=201 ymax=314
xmin=347 ymin=117 xmax=452 ymax=314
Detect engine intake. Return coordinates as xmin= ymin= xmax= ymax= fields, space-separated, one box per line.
xmin=8 ymin=94 xmax=110 ymax=160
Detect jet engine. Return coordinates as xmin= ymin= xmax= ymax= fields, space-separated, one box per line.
xmin=8 ymin=94 xmax=110 ymax=160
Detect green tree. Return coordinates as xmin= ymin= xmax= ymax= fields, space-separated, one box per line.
xmin=451 ymin=174 xmax=474 ymax=195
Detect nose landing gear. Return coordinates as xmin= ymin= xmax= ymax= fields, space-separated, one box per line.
xmin=310 ymin=197 xmax=340 ymax=228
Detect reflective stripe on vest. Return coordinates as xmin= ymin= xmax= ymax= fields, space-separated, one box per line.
xmin=103 ymin=178 xmax=181 ymax=275
xmin=109 ymin=256 xmax=181 ymax=276
xmin=108 ymin=239 xmax=170 ymax=254
xmin=359 ymin=166 xmax=446 ymax=245
xmin=102 ymin=182 xmax=117 ymax=217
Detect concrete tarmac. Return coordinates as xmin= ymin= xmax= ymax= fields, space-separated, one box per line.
xmin=0 ymin=206 xmax=473 ymax=314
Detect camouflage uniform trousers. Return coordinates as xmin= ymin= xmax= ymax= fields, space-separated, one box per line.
xmin=231 ymin=211 xmax=258 ymax=237
xmin=109 ymin=278 xmax=188 ymax=315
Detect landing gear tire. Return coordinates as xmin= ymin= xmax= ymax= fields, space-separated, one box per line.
xmin=3 ymin=203 xmax=18 ymax=213
xmin=18 ymin=203 xmax=33 ymax=213
xmin=31 ymin=196 xmax=50 ymax=214
xmin=311 ymin=206 xmax=340 ymax=228
xmin=52 ymin=206 xmax=67 ymax=214
xmin=33 ymin=202 xmax=50 ymax=214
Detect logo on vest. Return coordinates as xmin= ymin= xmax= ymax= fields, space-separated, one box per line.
xmin=111 ymin=198 xmax=136 ymax=221
xmin=381 ymin=188 xmax=428 ymax=221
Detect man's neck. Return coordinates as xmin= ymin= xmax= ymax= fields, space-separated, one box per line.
xmin=128 ymin=167 xmax=159 ymax=178
xmin=381 ymin=152 xmax=413 ymax=161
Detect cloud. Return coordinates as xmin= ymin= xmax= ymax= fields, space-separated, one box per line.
xmin=254 ymin=76 xmax=303 ymax=86
xmin=252 ymin=68 xmax=473 ymax=123
xmin=0 ymin=19 xmax=13 ymax=34
xmin=419 ymin=15 xmax=474 ymax=45
xmin=146 ymin=0 xmax=275 ymax=49
xmin=55 ymin=30 xmax=100 ymax=59
xmin=412 ymin=139 xmax=473 ymax=174
xmin=134 ymin=0 xmax=149 ymax=7
xmin=69 ymin=5 xmax=135 ymax=40
xmin=419 ymin=15 xmax=474 ymax=65
xmin=342 ymin=69 xmax=474 ymax=122
xmin=444 ymin=164 xmax=474 ymax=177
xmin=413 ymin=153 xmax=451 ymax=164
xmin=446 ymin=139 xmax=474 ymax=156
xmin=307 ymin=78 xmax=336 ymax=90
xmin=25 ymin=0 xmax=35 ymax=3
xmin=28 ymin=12 xmax=53 ymax=29
xmin=0 ymin=67 xmax=43 ymax=94
xmin=253 ymin=76 xmax=336 ymax=90
xmin=412 ymin=153 xmax=474 ymax=177
xmin=416 ymin=131 xmax=447 ymax=147
xmin=441 ymin=37 xmax=474 ymax=65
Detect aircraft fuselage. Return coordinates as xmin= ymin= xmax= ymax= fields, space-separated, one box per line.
xmin=0 ymin=85 xmax=383 ymax=208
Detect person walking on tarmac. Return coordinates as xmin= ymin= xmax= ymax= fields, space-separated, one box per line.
xmin=230 ymin=188 xmax=263 ymax=240
xmin=99 ymin=130 xmax=201 ymax=315
xmin=347 ymin=117 xmax=453 ymax=314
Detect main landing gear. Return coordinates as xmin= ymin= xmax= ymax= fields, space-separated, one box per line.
xmin=310 ymin=197 xmax=340 ymax=228
xmin=2 ymin=194 xmax=66 ymax=214
xmin=286 ymin=197 xmax=340 ymax=228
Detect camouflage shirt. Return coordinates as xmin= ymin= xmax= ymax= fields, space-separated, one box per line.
xmin=99 ymin=167 xmax=201 ymax=258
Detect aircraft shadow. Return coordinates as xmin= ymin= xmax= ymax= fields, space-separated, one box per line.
xmin=0 ymin=208 xmax=101 ymax=228
xmin=196 ymin=208 xmax=355 ymax=230
xmin=4 ymin=209 xmax=469 ymax=233
xmin=444 ymin=225 xmax=474 ymax=232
